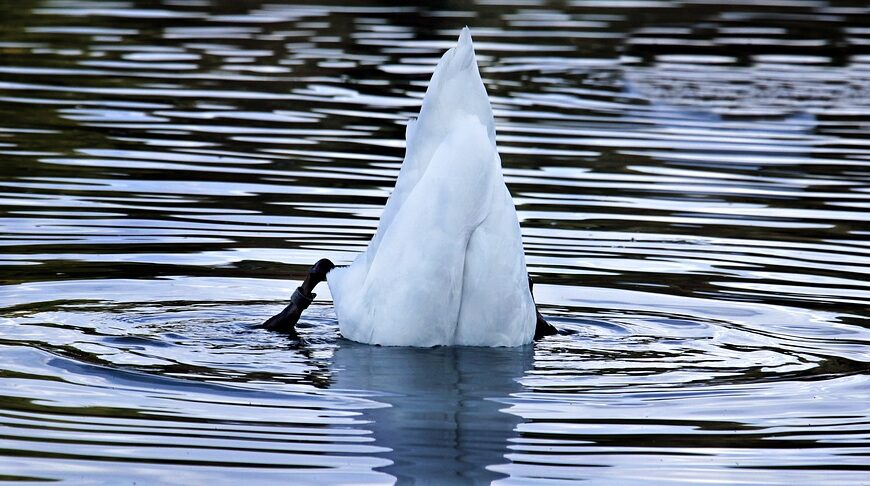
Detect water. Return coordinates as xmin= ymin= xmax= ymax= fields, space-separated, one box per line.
xmin=1 ymin=0 xmax=869 ymax=483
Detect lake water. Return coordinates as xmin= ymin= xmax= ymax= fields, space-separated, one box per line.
xmin=1 ymin=0 xmax=869 ymax=484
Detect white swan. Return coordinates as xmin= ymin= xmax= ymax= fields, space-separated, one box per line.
xmin=262 ymin=28 xmax=551 ymax=346
xmin=327 ymin=28 xmax=535 ymax=347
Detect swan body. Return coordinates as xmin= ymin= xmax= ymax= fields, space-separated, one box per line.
xmin=327 ymin=28 xmax=536 ymax=347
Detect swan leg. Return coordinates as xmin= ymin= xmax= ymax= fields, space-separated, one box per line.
xmin=260 ymin=259 xmax=334 ymax=333
xmin=529 ymin=277 xmax=558 ymax=340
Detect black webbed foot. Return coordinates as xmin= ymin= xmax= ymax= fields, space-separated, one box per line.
xmin=259 ymin=287 xmax=311 ymax=333
xmin=529 ymin=276 xmax=558 ymax=340
xmin=309 ymin=258 xmax=335 ymax=282
xmin=260 ymin=259 xmax=334 ymax=333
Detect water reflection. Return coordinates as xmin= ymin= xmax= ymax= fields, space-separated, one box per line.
xmin=332 ymin=343 xmax=530 ymax=483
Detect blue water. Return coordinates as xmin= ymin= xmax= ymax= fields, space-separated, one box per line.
xmin=1 ymin=0 xmax=869 ymax=484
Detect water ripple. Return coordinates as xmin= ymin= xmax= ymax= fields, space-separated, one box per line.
xmin=1 ymin=0 xmax=869 ymax=483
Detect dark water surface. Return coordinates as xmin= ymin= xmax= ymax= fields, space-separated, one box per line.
xmin=1 ymin=0 xmax=869 ymax=484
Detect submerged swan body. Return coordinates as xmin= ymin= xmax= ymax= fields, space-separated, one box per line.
xmin=326 ymin=28 xmax=537 ymax=347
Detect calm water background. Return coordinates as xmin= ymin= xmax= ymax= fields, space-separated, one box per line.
xmin=1 ymin=0 xmax=869 ymax=484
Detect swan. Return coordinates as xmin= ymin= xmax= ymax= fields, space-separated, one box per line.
xmin=262 ymin=28 xmax=555 ymax=346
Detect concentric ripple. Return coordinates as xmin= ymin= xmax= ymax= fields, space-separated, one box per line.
xmin=1 ymin=0 xmax=869 ymax=484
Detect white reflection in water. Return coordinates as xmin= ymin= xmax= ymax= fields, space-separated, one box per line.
xmin=332 ymin=343 xmax=531 ymax=483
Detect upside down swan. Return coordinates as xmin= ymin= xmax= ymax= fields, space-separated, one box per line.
xmin=262 ymin=28 xmax=556 ymax=346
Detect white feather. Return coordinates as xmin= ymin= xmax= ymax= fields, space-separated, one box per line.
xmin=327 ymin=28 xmax=536 ymax=347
